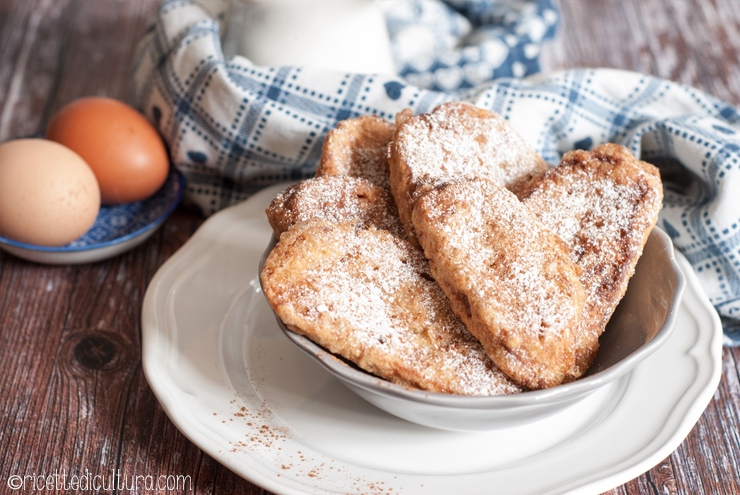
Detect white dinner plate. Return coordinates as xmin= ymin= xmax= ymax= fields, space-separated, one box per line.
xmin=142 ymin=183 xmax=723 ymax=495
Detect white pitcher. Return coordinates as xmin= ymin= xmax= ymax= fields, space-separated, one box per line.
xmin=224 ymin=0 xmax=396 ymax=75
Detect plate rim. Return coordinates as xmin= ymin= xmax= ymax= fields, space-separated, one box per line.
xmin=141 ymin=182 xmax=724 ymax=495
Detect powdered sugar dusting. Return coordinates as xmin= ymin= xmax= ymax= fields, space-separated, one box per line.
xmin=412 ymin=178 xmax=584 ymax=388
xmin=317 ymin=115 xmax=395 ymax=190
xmin=521 ymin=145 xmax=663 ymax=375
xmin=266 ymin=175 xmax=405 ymax=238
xmin=423 ymin=179 xmax=580 ymax=339
xmin=395 ymin=102 xmax=546 ymax=204
xmin=261 ymin=221 xmax=521 ymax=396
xmin=325 ymin=141 xmax=392 ymax=190
xmin=524 ymin=166 xmax=660 ymax=275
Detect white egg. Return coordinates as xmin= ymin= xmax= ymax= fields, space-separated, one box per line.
xmin=0 ymin=138 xmax=100 ymax=247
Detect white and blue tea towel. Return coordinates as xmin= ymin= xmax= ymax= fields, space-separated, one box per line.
xmin=132 ymin=0 xmax=740 ymax=344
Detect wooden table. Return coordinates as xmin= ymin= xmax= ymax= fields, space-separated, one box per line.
xmin=1 ymin=1 xmax=738 ymax=493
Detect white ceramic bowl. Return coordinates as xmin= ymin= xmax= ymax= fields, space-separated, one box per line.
xmin=260 ymin=227 xmax=685 ymax=431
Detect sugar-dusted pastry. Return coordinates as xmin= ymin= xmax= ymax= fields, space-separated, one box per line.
xmin=265 ymin=175 xmax=404 ymax=238
xmin=260 ymin=220 xmax=522 ymax=396
xmin=315 ymin=115 xmax=395 ymax=190
xmin=412 ymin=178 xmax=585 ymax=389
xmin=519 ymin=143 xmax=663 ymax=380
xmin=388 ymin=101 xmax=548 ymax=246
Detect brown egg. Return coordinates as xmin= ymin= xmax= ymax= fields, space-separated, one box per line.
xmin=47 ymin=97 xmax=169 ymax=205
xmin=0 ymin=139 xmax=101 ymax=246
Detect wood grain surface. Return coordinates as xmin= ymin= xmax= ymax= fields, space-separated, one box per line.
xmin=0 ymin=1 xmax=738 ymax=494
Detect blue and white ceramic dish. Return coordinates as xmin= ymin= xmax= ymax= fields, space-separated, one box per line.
xmin=0 ymin=168 xmax=185 ymax=264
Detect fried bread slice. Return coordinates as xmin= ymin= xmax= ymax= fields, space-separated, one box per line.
xmin=388 ymin=101 xmax=548 ymax=246
xmin=411 ymin=178 xmax=586 ymax=390
xmin=519 ymin=143 xmax=663 ymax=380
xmin=265 ymin=175 xmax=405 ymax=238
xmin=260 ymin=220 xmax=522 ymax=396
xmin=315 ymin=115 xmax=395 ymax=190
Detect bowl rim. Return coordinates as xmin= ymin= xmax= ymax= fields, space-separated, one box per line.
xmin=260 ymin=226 xmax=685 ymax=408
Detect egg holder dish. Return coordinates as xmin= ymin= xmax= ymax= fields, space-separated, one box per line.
xmin=259 ymin=227 xmax=685 ymax=431
xmin=0 ymin=168 xmax=185 ymax=264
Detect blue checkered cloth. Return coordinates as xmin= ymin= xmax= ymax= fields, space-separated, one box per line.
xmin=132 ymin=0 xmax=740 ymax=344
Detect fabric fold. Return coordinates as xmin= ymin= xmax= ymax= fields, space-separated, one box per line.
xmin=132 ymin=0 xmax=740 ymax=342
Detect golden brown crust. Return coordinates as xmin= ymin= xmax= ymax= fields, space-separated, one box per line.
xmin=388 ymin=101 xmax=548 ymax=247
xmin=519 ymin=143 xmax=663 ymax=379
xmin=264 ymin=109 xmax=662 ymax=393
xmin=411 ymin=178 xmax=585 ymax=389
xmin=316 ymin=115 xmax=396 ymax=190
xmin=260 ymin=220 xmax=522 ymax=396
xmin=265 ymin=175 xmax=405 ymax=238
